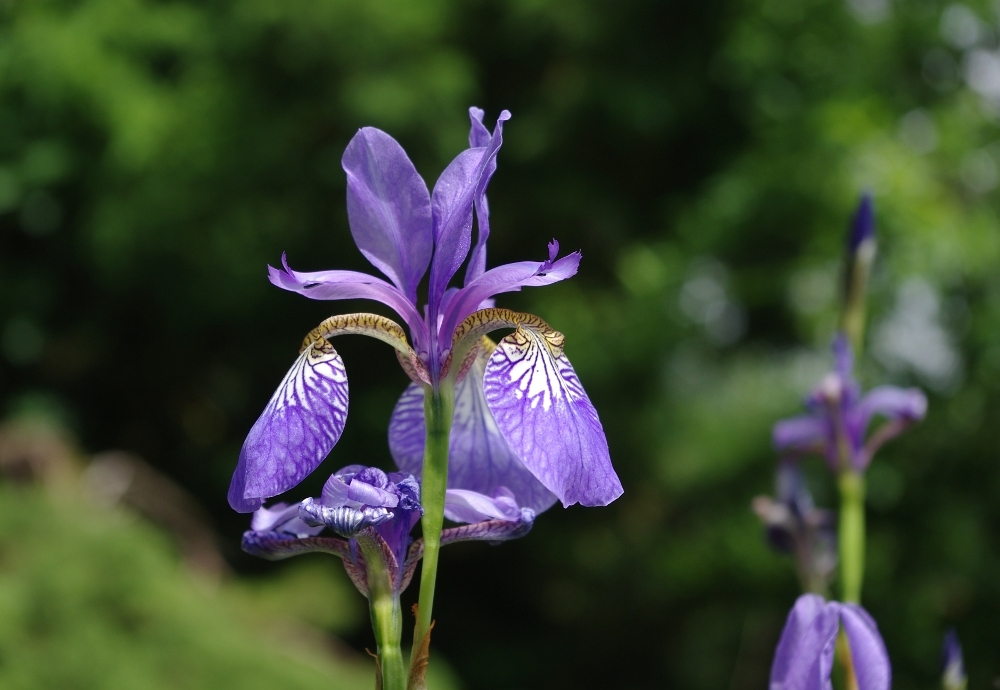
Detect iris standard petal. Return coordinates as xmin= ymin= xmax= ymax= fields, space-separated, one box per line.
xmin=342 ymin=127 xmax=433 ymax=301
xmin=465 ymin=108 xmax=507 ymax=285
xmin=427 ymin=111 xmax=509 ymax=315
xmin=388 ymin=350 xmax=559 ymax=514
xmin=439 ymin=247 xmax=581 ymax=348
xmin=228 ymin=342 xmax=349 ymax=512
xmin=444 ymin=488 xmax=521 ymax=523
xmin=268 ymin=257 xmax=426 ymax=343
xmin=841 ymin=604 xmax=891 ymax=690
xmin=769 ymin=594 xmax=840 ymax=690
xmin=483 ymin=328 xmax=623 ymax=507
xmin=773 ymin=415 xmax=827 ymax=453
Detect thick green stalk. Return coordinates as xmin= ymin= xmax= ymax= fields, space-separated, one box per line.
xmin=837 ymin=470 xmax=866 ymax=604
xmin=411 ymin=382 xmax=454 ymax=666
xmin=356 ymin=535 xmax=405 ymax=690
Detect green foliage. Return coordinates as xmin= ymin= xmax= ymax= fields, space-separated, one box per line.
xmin=0 ymin=485 xmax=372 ymax=690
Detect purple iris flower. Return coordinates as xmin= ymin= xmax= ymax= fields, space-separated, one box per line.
xmin=243 ymin=465 xmax=534 ymax=596
xmin=770 ymin=594 xmax=890 ymax=690
xmin=772 ymin=335 xmax=927 ymax=473
xmin=752 ymin=463 xmax=836 ymax=594
xmin=228 ymin=107 xmax=622 ymax=516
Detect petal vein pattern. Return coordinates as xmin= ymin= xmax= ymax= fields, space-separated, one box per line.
xmin=229 ymin=343 xmax=349 ymax=512
xmin=389 ymin=349 xmax=558 ymax=514
xmin=483 ymin=328 xmax=623 ymax=507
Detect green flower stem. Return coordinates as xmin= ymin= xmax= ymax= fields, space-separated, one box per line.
xmin=411 ymin=382 xmax=454 ymax=667
xmin=356 ymin=535 xmax=405 ymax=690
xmin=837 ymin=470 xmax=866 ymax=604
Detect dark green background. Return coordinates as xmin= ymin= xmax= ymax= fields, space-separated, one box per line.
xmin=1 ymin=0 xmax=997 ymax=687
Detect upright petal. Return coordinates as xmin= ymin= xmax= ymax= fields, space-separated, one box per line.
xmin=389 ymin=349 xmax=558 ymax=514
xmin=841 ymin=605 xmax=891 ymax=690
xmin=342 ymin=127 xmax=433 ymax=302
xmin=270 ymin=256 xmax=426 ymax=344
xmin=465 ymin=108 xmax=504 ymax=285
xmin=483 ymin=327 xmax=622 ymax=507
xmin=769 ymin=594 xmax=840 ymax=690
xmin=856 ymin=386 xmax=927 ymax=428
xmin=427 ymin=111 xmax=510 ymax=316
xmin=439 ymin=245 xmax=581 ymax=348
xmin=228 ymin=341 xmax=349 ymax=512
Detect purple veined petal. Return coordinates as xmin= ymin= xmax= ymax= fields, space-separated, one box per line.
xmin=241 ymin=530 xmax=352 ymax=561
xmin=464 ymin=109 xmax=507 ymax=285
xmin=856 ymin=385 xmax=927 ymax=428
xmin=483 ymin=328 xmax=623 ymax=507
xmin=769 ymin=594 xmax=841 ymax=690
xmin=389 ymin=350 xmax=559 ymax=515
xmin=773 ymin=415 xmax=827 ymax=453
xmin=840 ymin=604 xmax=891 ymax=690
xmin=440 ymin=507 xmax=535 ymax=544
xmin=251 ymin=502 xmax=325 ymax=538
xmin=427 ymin=111 xmax=510 ymax=317
xmin=268 ymin=256 xmax=427 ymax=347
xmin=444 ymin=488 xmax=521 ymax=523
xmin=438 ymin=245 xmax=581 ymax=348
xmin=342 ymin=127 xmax=433 ymax=302
xmin=228 ymin=343 xmax=349 ymax=513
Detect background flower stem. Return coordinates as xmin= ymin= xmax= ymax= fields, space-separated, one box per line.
xmin=411 ymin=383 xmax=455 ymax=668
xmin=838 ymin=470 xmax=866 ymax=604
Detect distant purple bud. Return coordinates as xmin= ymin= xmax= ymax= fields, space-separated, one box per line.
xmin=942 ymin=629 xmax=967 ymax=690
xmin=849 ymin=193 xmax=876 ymax=253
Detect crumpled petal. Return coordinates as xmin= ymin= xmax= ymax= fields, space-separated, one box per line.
xmin=348 ymin=477 xmax=399 ymax=508
xmin=773 ymin=415 xmax=827 ymax=453
xmin=268 ymin=256 xmax=426 ymax=346
xmin=250 ymin=502 xmax=325 ymax=538
xmin=856 ymin=385 xmax=927 ymax=428
xmin=769 ymin=594 xmax=840 ymax=690
xmin=439 ymin=242 xmax=581 ymax=347
xmin=427 ymin=111 xmax=510 ymax=317
xmin=228 ymin=343 xmax=349 ymax=513
xmin=841 ymin=604 xmax=891 ymax=690
xmin=444 ymin=487 xmax=521 ymax=523
xmin=388 ymin=349 xmax=558 ymax=514
xmin=299 ymin=497 xmax=393 ymax=537
xmin=483 ymin=328 xmax=623 ymax=507
xmin=342 ymin=127 xmax=433 ymax=302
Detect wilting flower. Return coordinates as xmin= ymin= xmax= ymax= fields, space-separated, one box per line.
xmin=243 ymin=465 xmax=534 ymax=596
xmin=752 ymin=463 xmax=836 ymax=594
xmin=941 ymin=629 xmax=967 ymax=690
xmin=772 ymin=334 xmax=926 ymax=473
xmin=228 ymin=107 xmax=622 ymax=516
xmin=770 ymin=594 xmax=890 ymax=690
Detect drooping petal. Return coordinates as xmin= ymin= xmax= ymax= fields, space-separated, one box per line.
xmin=388 ymin=349 xmax=559 ymax=514
xmin=228 ymin=342 xmax=348 ymax=513
xmin=427 ymin=111 xmax=510 ymax=316
xmin=241 ymin=530 xmax=351 ymax=561
xmin=444 ymin=487 xmax=521 ymax=523
xmin=439 ymin=245 xmax=581 ymax=347
xmin=773 ymin=415 xmax=827 ymax=454
xmin=856 ymin=385 xmax=927 ymax=428
xmin=440 ymin=508 xmax=535 ymax=544
xmin=342 ymin=127 xmax=433 ymax=301
xmin=269 ymin=256 xmax=426 ymax=345
xmin=769 ymin=594 xmax=840 ymax=690
xmin=483 ymin=327 xmax=623 ymax=507
xmin=841 ymin=604 xmax=891 ymax=690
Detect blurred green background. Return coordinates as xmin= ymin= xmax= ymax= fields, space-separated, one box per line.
xmin=1 ymin=0 xmax=998 ymax=687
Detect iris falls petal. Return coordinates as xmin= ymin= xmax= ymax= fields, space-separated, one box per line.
xmin=342 ymin=127 xmax=433 ymax=302
xmin=388 ymin=349 xmax=558 ymax=514
xmin=483 ymin=327 xmax=622 ymax=507
xmin=228 ymin=341 xmax=349 ymax=512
